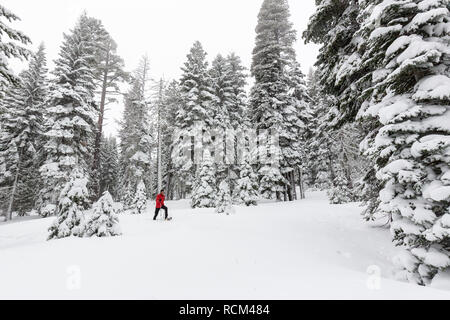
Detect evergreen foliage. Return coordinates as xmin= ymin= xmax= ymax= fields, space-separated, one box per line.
xmin=0 ymin=44 xmax=48 ymax=216
xmin=118 ymin=56 xmax=153 ymax=206
xmin=48 ymin=168 xmax=90 ymax=240
xmin=85 ymin=191 xmax=122 ymax=237
xmin=0 ymin=5 xmax=31 ymax=96
xmin=191 ymin=151 xmax=216 ymax=208
xmin=131 ymin=180 xmax=147 ymax=215
xmin=39 ymin=14 xmax=100 ymax=214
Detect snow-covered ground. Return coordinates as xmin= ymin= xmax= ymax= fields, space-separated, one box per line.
xmin=1 ymin=191 xmax=450 ymax=300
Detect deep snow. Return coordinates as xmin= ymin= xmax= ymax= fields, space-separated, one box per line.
xmin=1 ymin=191 xmax=450 ymax=299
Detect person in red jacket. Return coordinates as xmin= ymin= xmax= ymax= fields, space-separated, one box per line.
xmin=153 ymin=189 xmax=169 ymax=221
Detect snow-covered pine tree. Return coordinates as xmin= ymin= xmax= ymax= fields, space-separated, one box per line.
xmin=0 ymin=44 xmax=48 ymax=217
xmin=355 ymin=0 xmax=400 ymax=221
xmin=191 ymin=151 xmax=216 ymax=208
xmin=225 ymin=53 xmax=249 ymax=194
xmin=174 ymin=41 xmax=215 ymax=197
xmin=315 ymin=104 xmax=340 ymax=189
xmin=303 ymin=69 xmax=323 ymax=188
xmin=0 ymin=126 xmax=19 ymax=216
xmin=359 ymin=0 xmax=450 ymax=285
xmin=307 ymin=78 xmax=365 ymax=201
xmin=118 ymin=56 xmax=153 ymax=207
xmin=259 ymin=165 xmax=286 ymax=200
xmin=99 ymin=136 xmax=120 ymax=199
xmin=303 ymin=0 xmax=362 ymax=126
xmin=304 ymin=0 xmax=380 ymax=210
xmin=235 ymin=156 xmax=259 ymax=206
xmin=85 ymin=191 xmax=121 ymax=237
xmin=48 ymin=168 xmax=90 ymax=240
xmin=303 ymin=0 xmax=379 ymax=205
xmin=39 ymin=14 xmax=99 ymax=216
xmin=250 ymin=0 xmax=297 ymax=201
xmin=215 ymin=179 xmax=235 ymax=215
xmin=284 ymin=60 xmax=311 ymax=200
xmin=0 ymin=5 xmax=30 ymax=97
xmin=209 ymin=53 xmax=249 ymax=195
xmin=209 ymin=54 xmax=233 ymax=188
xmin=226 ymin=53 xmax=248 ymax=131
xmin=122 ymin=182 xmax=135 ymax=210
xmin=209 ymin=54 xmax=232 ymax=129
xmin=359 ymin=116 xmax=384 ymax=221
xmin=333 ymin=123 xmax=368 ymax=198
xmin=160 ymin=81 xmax=182 ymax=199
xmin=131 ymin=180 xmax=147 ymax=215
xmin=327 ymin=171 xmax=356 ymax=205
xmin=304 ymin=68 xmax=339 ymax=190
xmin=179 ymin=41 xmax=214 ymax=129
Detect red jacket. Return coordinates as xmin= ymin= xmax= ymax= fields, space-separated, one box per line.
xmin=156 ymin=193 xmax=165 ymax=208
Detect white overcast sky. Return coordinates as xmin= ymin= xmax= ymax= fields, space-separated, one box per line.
xmin=4 ymin=0 xmax=320 ymax=136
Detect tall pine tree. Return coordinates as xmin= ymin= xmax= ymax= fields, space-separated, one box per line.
xmin=174 ymin=41 xmax=215 ymax=196
xmin=359 ymin=0 xmax=450 ymax=285
xmin=39 ymin=13 xmax=99 ymax=216
xmin=0 ymin=44 xmax=48 ymax=217
xmin=250 ymin=0 xmax=297 ymax=200
xmin=161 ymin=81 xmax=182 ymax=199
xmin=284 ymin=60 xmax=310 ymax=200
xmin=118 ymin=56 xmax=153 ymax=207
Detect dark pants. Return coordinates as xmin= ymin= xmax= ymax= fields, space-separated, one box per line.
xmin=154 ymin=206 xmax=168 ymax=220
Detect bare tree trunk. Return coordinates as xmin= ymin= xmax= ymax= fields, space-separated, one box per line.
xmin=276 ymin=191 xmax=282 ymax=201
xmin=148 ymin=147 xmax=154 ymax=198
xmin=327 ymin=147 xmax=336 ymax=187
xmin=291 ymin=171 xmax=298 ymax=200
xmin=7 ymin=158 xmax=21 ymax=221
xmin=284 ymin=172 xmax=294 ymax=201
xmin=298 ymin=169 xmax=302 ymax=200
xmin=298 ymin=167 xmax=305 ymax=200
xmin=166 ymin=171 xmax=172 ymax=200
xmin=165 ymin=143 xmax=175 ymax=200
xmin=284 ymin=175 xmax=289 ymax=201
xmin=92 ymin=43 xmax=112 ymax=200
xmin=180 ymin=180 xmax=185 ymax=200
